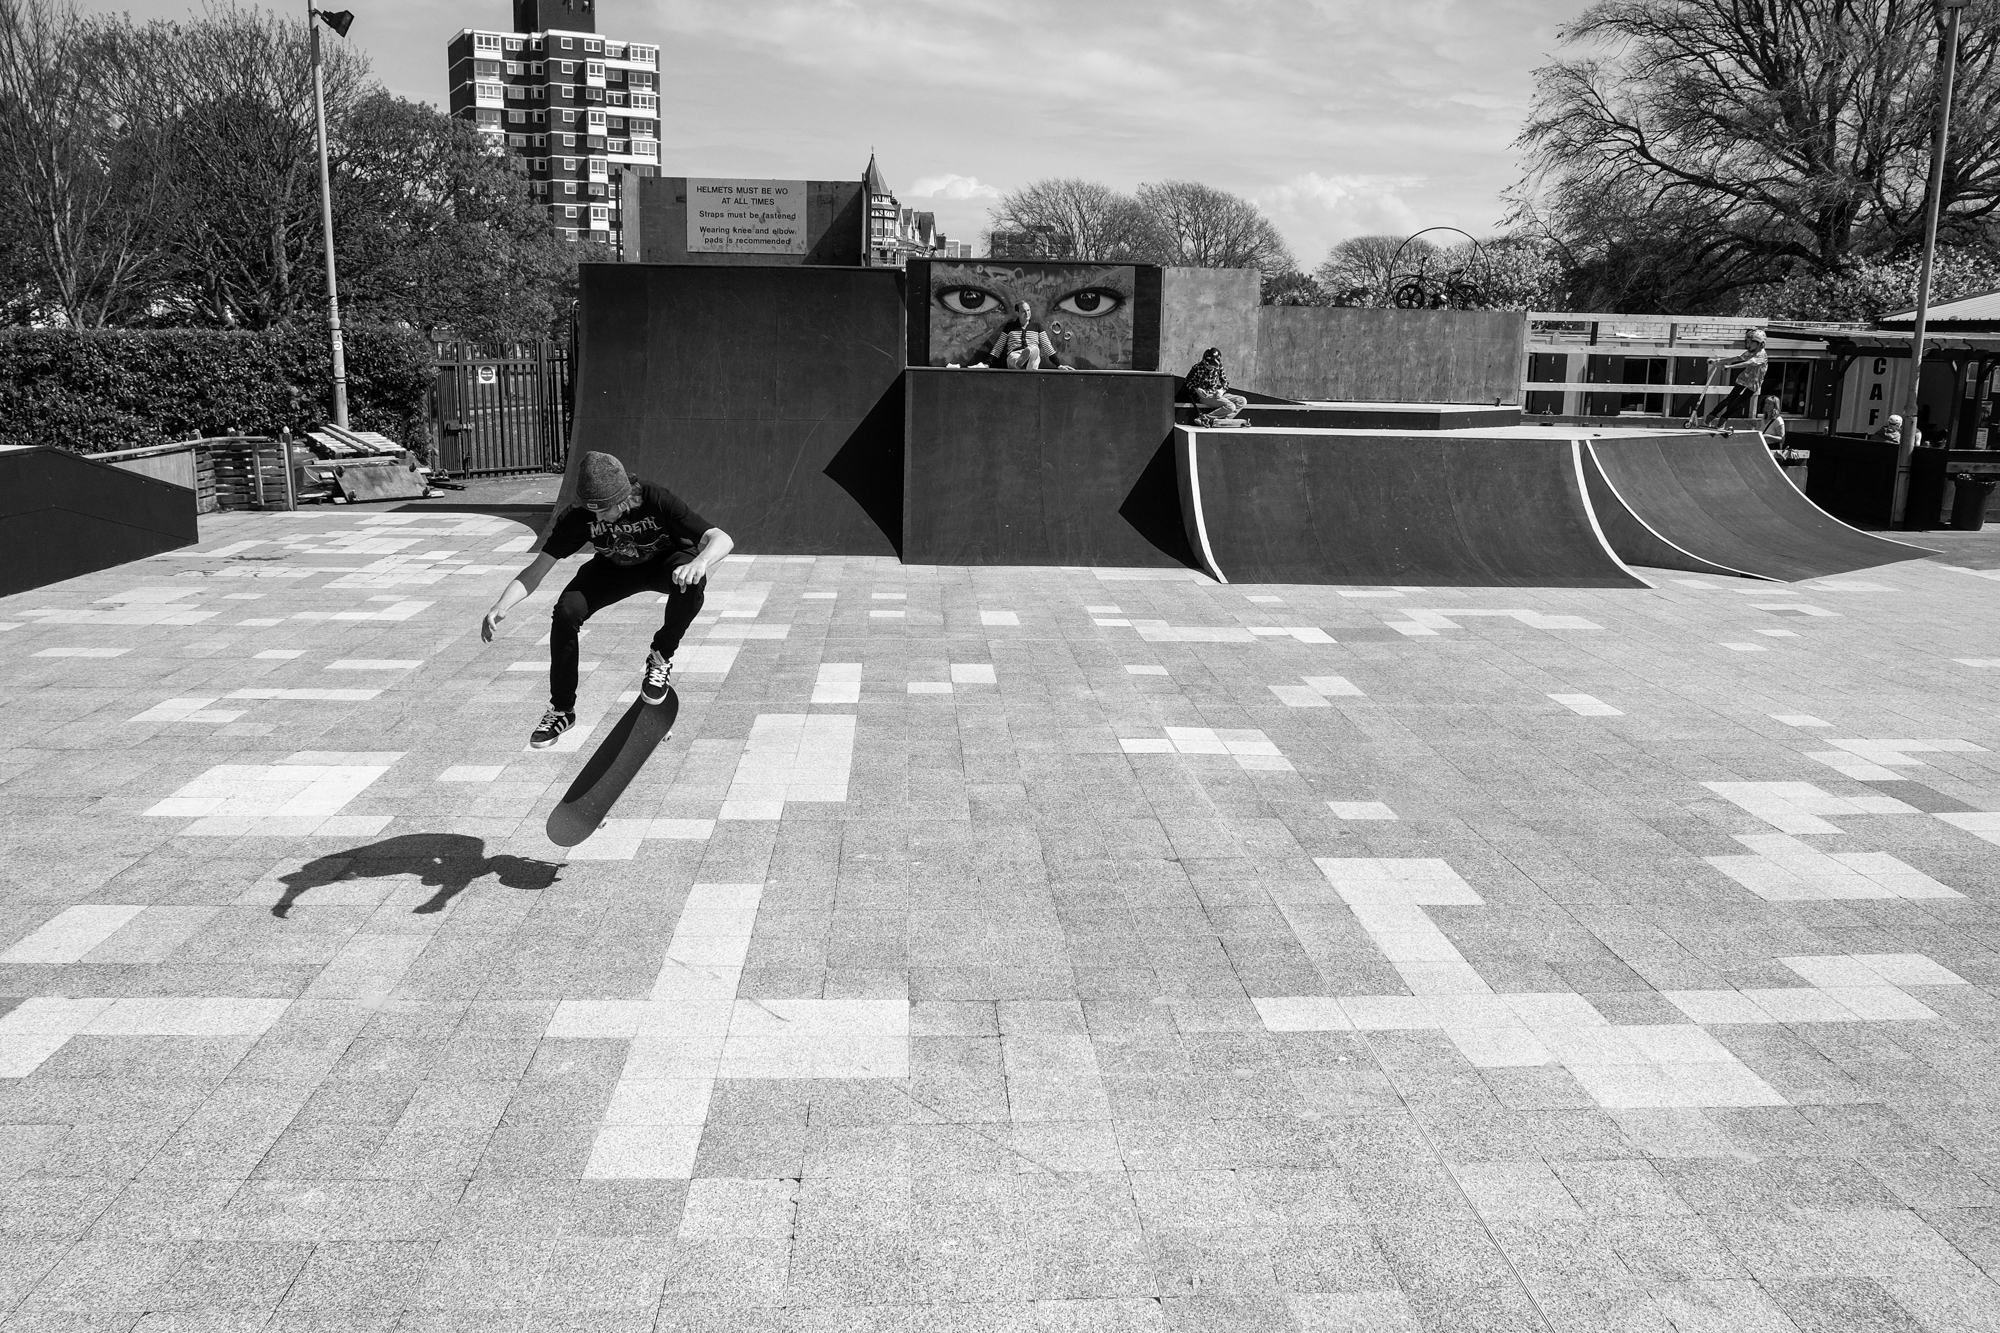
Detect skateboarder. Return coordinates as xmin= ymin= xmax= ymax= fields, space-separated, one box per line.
xmin=481 ymin=451 xmax=733 ymax=748
xmin=1186 ymin=347 xmax=1247 ymax=426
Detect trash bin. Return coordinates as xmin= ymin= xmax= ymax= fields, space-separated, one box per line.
xmin=1949 ymin=473 xmax=1999 ymax=531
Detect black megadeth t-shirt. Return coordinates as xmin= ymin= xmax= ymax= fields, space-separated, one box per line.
xmin=543 ymin=477 xmax=713 ymax=567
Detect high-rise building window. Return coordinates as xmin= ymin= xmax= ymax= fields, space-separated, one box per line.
xmin=508 ymin=110 xmax=525 ymax=123
xmin=504 ymin=61 xmax=520 ymax=74
xmin=586 ymin=62 xmax=604 ymax=78
xmin=473 ymin=32 xmax=499 ymax=50
xmin=504 ymin=37 xmax=521 ymax=50
xmin=565 ymin=205 xmax=578 ymax=217
xmin=584 ymin=39 xmax=601 ymax=52
xmin=591 ymin=206 xmax=607 ymax=220
xmin=559 ymin=60 xmax=574 ymax=73
xmin=560 ymin=36 xmax=573 ymax=48
xmin=565 ymin=183 xmax=577 ymax=196
xmin=563 ymin=157 xmax=577 ymax=169
xmin=530 ymin=62 xmax=543 ymax=73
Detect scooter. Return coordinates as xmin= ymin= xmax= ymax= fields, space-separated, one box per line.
xmin=1684 ymin=359 xmax=1719 ymax=428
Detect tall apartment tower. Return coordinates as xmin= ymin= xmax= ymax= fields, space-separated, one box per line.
xmin=446 ymin=0 xmax=660 ymax=251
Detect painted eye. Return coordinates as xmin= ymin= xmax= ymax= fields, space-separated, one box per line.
xmin=1056 ymin=288 xmax=1123 ymax=318
xmin=937 ymin=286 xmax=1000 ymax=315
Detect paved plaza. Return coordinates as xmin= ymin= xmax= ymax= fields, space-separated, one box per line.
xmin=5 ymin=480 xmax=2000 ymax=1332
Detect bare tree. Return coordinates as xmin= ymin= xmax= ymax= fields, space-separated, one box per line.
xmin=1514 ymin=0 xmax=2000 ymax=301
xmin=987 ymin=178 xmax=1159 ymax=261
xmin=1313 ymin=234 xmax=1430 ymax=306
xmin=1135 ymin=180 xmax=1293 ymax=273
xmin=127 ymin=4 xmax=370 ymax=328
xmin=0 ymin=0 xmax=171 ymax=326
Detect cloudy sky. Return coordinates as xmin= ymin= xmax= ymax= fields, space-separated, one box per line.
xmin=83 ymin=0 xmax=1583 ymax=268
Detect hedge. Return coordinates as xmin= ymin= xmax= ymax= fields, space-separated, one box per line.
xmin=0 ymin=324 xmax=435 ymax=455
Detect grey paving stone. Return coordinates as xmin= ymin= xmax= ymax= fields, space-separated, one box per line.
xmin=8 ymin=512 xmax=2000 ymax=1325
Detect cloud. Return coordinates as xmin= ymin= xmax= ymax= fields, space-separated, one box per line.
xmin=1254 ymin=174 xmax=1429 ymax=265
xmin=907 ymin=174 xmax=1001 ymax=201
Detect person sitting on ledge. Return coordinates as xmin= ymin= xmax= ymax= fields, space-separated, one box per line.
xmin=1186 ymin=347 xmax=1248 ymax=426
xmin=985 ymin=299 xmax=1066 ymax=370
xmin=1756 ymin=396 xmax=1787 ymax=450
xmin=1873 ymin=414 xmax=1904 ymax=446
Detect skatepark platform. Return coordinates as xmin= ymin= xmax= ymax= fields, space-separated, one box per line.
xmin=1229 ymin=401 xmax=1522 ymax=431
xmin=904 ymin=367 xmax=1188 ymax=568
xmin=0 ymin=444 xmax=199 ymax=596
xmin=560 ymin=262 xmax=905 ymax=557
xmin=557 ymin=264 xmax=1923 ymax=587
xmin=1175 ymin=424 xmax=1933 ymax=587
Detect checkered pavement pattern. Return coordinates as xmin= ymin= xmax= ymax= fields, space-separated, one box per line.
xmin=5 ymin=478 xmax=2000 ymax=1331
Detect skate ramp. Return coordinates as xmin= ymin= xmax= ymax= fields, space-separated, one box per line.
xmin=1578 ymin=442 xmax=1761 ymax=580
xmin=1586 ymin=436 xmax=1933 ymax=581
xmin=557 ymin=262 xmax=905 ymax=557
xmin=1175 ymin=429 xmax=1646 ymax=587
xmin=0 ymin=446 xmax=199 ymax=597
xmin=904 ymin=367 xmax=1191 ymax=568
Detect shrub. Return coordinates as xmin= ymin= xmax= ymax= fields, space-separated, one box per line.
xmin=0 ymin=324 xmax=434 ymax=454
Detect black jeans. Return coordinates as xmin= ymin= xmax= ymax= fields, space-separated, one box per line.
xmin=549 ymin=556 xmax=706 ymax=711
xmin=1704 ymin=384 xmax=1755 ymax=425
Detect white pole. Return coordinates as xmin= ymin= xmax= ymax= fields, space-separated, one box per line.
xmin=309 ymin=6 xmax=348 ymax=429
xmin=1892 ymin=0 xmax=1965 ymax=523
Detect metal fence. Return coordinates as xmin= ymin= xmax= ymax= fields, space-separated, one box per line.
xmin=430 ymin=340 xmax=572 ymax=477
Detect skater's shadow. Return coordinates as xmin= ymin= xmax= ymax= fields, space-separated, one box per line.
xmin=273 ymin=834 xmax=560 ymax=918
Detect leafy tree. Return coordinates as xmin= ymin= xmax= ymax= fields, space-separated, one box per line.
xmin=987 ymin=178 xmax=1158 ymax=262
xmin=1514 ymin=0 xmax=2000 ymax=310
xmin=1261 ymin=270 xmax=1327 ymax=305
xmin=1135 ymin=180 xmax=1294 ymax=274
xmin=1743 ymin=245 xmax=2000 ymax=321
xmin=332 ymin=92 xmax=573 ymax=343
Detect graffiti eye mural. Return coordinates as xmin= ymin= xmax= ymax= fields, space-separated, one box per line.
xmin=937 ymin=286 xmax=1003 ymax=315
xmin=1056 ymin=289 xmax=1123 ymax=318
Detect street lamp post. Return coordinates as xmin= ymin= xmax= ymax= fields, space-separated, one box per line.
xmin=308 ymin=6 xmax=354 ymax=429
xmin=1893 ymin=0 xmax=1969 ymax=524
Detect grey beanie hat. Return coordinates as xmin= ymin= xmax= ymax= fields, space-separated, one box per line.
xmin=577 ymin=452 xmax=631 ymax=506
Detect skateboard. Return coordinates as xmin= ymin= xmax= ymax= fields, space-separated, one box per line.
xmin=543 ymin=688 xmax=679 ymax=848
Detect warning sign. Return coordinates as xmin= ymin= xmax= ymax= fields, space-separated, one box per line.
xmin=686 ymin=178 xmax=807 ymax=255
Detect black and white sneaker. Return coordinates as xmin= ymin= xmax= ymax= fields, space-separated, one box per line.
xmin=529 ymin=707 xmax=575 ymax=748
xmin=641 ymin=650 xmax=673 ymax=705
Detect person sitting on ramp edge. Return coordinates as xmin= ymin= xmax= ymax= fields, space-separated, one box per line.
xmin=1186 ymin=347 xmax=1248 ymax=426
xmin=482 ymin=450 xmax=734 ymax=748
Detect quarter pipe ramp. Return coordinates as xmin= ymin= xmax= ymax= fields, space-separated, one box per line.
xmin=1586 ymin=436 xmax=1932 ymax=581
xmin=1176 ymin=429 xmax=1647 ymax=588
xmin=558 ymin=262 xmax=906 ymax=557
